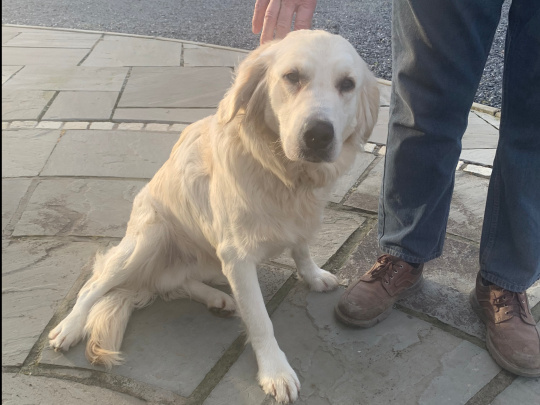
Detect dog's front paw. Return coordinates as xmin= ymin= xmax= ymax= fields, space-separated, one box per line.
xmin=304 ymin=268 xmax=339 ymax=292
xmin=48 ymin=314 xmax=86 ymax=352
xmin=258 ymin=352 xmax=300 ymax=403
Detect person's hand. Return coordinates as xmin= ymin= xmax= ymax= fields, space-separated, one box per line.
xmin=252 ymin=0 xmax=317 ymax=44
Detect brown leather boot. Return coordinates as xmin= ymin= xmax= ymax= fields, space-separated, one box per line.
xmin=335 ymin=254 xmax=424 ymax=327
xmin=470 ymin=273 xmax=540 ymax=377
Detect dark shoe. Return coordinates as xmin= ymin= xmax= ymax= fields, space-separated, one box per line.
xmin=470 ymin=274 xmax=540 ymax=377
xmin=335 ymin=254 xmax=423 ymax=327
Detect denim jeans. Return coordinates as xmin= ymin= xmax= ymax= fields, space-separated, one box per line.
xmin=378 ymin=0 xmax=540 ymax=291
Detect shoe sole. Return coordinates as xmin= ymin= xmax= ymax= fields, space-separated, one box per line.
xmin=469 ymin=291 xmax=540 ymax=378
xmin=334 ymin=274 xmax=424 ymax=328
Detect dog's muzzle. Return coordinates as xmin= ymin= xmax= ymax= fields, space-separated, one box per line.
xmin=301 ymin=120 xmax=335 ymax=162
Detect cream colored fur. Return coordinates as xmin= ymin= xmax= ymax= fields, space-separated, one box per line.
xmin=48 ymin=30 xmax=379 ymax=403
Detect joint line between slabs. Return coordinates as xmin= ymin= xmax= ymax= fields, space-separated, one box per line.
xmin=110 ymin=66 xmax=133 ymax=120
xmin=36 ymin=91 xmax=60 ymax=122
xmin=3 ymin=178 xmax=41 ymax=237
xmin=77 ymin=33 xmax=104 ymax=66
xmin=186 ymin=275 xmax=298 ymax=405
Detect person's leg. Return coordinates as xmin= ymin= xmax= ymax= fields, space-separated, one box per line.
xmin=378 ymin=0 xmax=505 ymax=262
xmin=337 ymin=0 xmax=505 ymax=327
xmin=479 ymin=0 xmax=540 ymax=292
xmin=471 ymin=0 xmax=540 ymax=377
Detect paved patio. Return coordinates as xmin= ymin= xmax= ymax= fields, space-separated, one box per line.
xmin=2 ymin=25 xmax=539 ymax=404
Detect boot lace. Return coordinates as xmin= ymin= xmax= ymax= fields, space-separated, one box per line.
xmin=493 ymin=288 xmax=528 ymax=317
xmin=368 ymin=255 xmax=403 ymax=285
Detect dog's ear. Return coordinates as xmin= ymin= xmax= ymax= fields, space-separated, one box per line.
xmin=354 ymin=71 xmax=380 ymax=146
xmin=218 ymin=42 xmax=275 ymax=124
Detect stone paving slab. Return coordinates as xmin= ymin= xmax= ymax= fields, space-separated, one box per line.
xmin=344 ymin=156 xmax=384 ymax=212
xmin=2 ymin=129 xmax=60 ymax=177
xmin=113 ymin=107 xmax=216 ymax=123
xmin=183 ymin=45 xmax=247 ymax=67
xmin=446 ymin=171 xmax=489 ymax=242
xmin=2 ymin=31 xmax=19 ymax=44
xmin=205 ymin=285 xmax=500 ymax=405
xmin=2 ymin=373 xmax=145 ymax=404
xmin=118 ymin=67 xmax=232 ymax=108
xmin=42 ymin=297 xmax=244 ymax=397
xmin=474 ymin=111 xmax=500 ymax=130
xmin=365 ymin=109 xmax=499 ymax=155
xmin=339 ymin=225 xmax=489 ymax=336
xmin=2 ymin=47 xmax=89 ymax=66
xmin=345 ymin=161 xmax=490 ymax=242
xmin=43 ymin=91 xmax=119 ymax=121
xmin=367 ymin=106 xmax=389 ymax=145
xmin=328 ymin=151 xmax=375 ymax=203
xmin=2 ymin=239 xmax=103 ymax=366
xmin=2 ymin=89 xmax=55 ymax=120
xmin=490 ymin=375 xmax=540 ymax=405
xmin=338 ymin=224 xmax=540 ymax=339
xmin=399 ymin=238 xmax=490 ymax=339
xmin=41 ymin=263 xmax=292 ymax=397
xmin=13 ymin=178 xmax=147 ymax=238
xmin=2 ymin=65 xmax=128 ymax=91
xmin=257 ymin=264 xmax=294 ymax=301
xmin=1 ymin=65 xmax=23 ymax=84
xmin=1 ymin=178 xmax=32 ymax=232
xmin=467 ymin=111 xmax=498 ymax=128
xmin=464 ymin=164 xmax=492 ymax=178
xmin=40 ymin=130 xmax=179 ymax=178
xmin=273 ymin=209 xmax=367 ymax=268
xmin=460 ymin=149 xmax=496 ymax=167
xmin=377 ymin=82 xmax=391 ymax=106
xmin=462 ymin=113 xmax=499 ymax=149
xmin=82 ymin=35 xmax=182 ymax=67
xmin=2 ymin=31 xmax=100 ymax=48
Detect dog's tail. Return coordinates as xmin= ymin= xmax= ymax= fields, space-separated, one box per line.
xmin=84 ymin=289 xmax=152 ymax=369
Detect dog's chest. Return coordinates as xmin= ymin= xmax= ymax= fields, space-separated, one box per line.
xmin=241 ymin=186 xmax=325 ymax=245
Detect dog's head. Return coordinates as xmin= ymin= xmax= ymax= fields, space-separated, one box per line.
xmin=219 ymin=29 xmax=379 ymax=165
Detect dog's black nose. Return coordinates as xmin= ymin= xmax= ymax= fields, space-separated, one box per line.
xmin=303 ymin=120 xmax=334 ymax=151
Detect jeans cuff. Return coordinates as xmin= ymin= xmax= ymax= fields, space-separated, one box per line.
xmin=379 ymin=246 xmax=441 ymax=264
xmin=479 ymin=270 xmax=533 ymax=293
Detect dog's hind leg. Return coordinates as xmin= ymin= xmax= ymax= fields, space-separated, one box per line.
xmin=184 ymin=278 xmax=236 ymax=317
xmin=83 ymin=219 xmax=178 ymax=367
xmin=48 ymin=236 xmax=138 ymax=352
xmin=291 ymin=241 xmax=339 ymax=292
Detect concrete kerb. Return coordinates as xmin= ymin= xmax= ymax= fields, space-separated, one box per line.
xmin=471 ymin=102 xmax=501 ymax=116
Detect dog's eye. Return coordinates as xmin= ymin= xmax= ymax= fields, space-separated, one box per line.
xmin=338 ymin=78 xmax=355 ymax=92
xmin=284 ymin=71 xmax=300 ymax=85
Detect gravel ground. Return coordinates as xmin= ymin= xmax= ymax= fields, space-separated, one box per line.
xmin=2 ymin=0 xmax=509 ymax=107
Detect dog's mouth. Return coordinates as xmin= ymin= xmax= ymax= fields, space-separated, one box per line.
xmin=298 ymin=146 xmax=335 ymax=163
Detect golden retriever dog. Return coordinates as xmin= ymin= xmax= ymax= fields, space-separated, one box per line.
xmin=48 ymin=30 xmax=379 ymax=403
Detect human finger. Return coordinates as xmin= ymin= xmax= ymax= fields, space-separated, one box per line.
xmin=275 ymin=1 xmax=296 ymax=40
xmin=260 ymin=0 xmax=282 ymax=44
xmin=293 ymin=1 xmax=316 ymax=30
xmin=252 ymin=0 xmax=271 ymax=34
